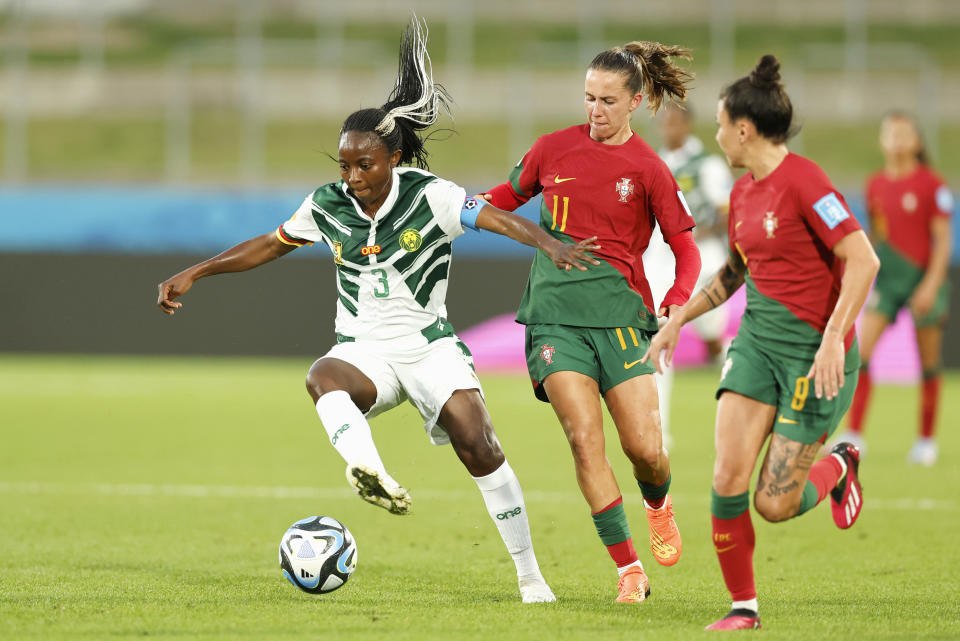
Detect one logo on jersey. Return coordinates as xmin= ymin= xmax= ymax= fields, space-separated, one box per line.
xmin=763 ymin=211 xmax=778 ymax=238
xmin=360 ymin=244 xmax=382 ymax=256
xmin=901 ymin=191 xmax=918 ymax=213
xmin=554 ymin=174 xmax=576 ymax=183
xmin=812 ymin=192 xmax=850 ymax=230
xmin=539 ymin=343 xmax=556 ymax=365
xmin=332 ymin=240 xmax=344 ymax=265
xmin=399 ymin=228 xmax=422 ymax=252
xmin=615 ymin=178 xmax=634 ymax=203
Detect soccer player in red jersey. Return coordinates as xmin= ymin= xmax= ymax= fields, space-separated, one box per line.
xmin=835 ymin=112 xmax=954 ymax=465
xmin=644 ymin=55 xmax=880 ymax=630
xmin=481 ymin=42 xmax=701 ymax=603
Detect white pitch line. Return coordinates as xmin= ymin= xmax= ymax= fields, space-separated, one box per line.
xmin=0 ymin=481 xmax=955 ymax=511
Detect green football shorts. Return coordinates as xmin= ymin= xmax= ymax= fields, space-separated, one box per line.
xmin=870 ymin=243 xmax=950 ymax=327
xmin=716 ymin=333 xmax=858 ymax=444
xmin=525 ymin=324 xmax=657 ymax=403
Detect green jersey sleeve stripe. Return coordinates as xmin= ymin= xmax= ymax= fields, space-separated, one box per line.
xmin=509 ymin=162 xmax=528 ymax=198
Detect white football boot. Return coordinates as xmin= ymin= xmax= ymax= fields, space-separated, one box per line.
xmin=907 ymin=437 xmax=938 ymax=466
xmin=346 ymin=464 xmax=411 ymax=515
xmin=518 ymin=575 xmax=556 ymax=603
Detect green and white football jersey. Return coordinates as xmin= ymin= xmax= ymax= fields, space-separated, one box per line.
xmin=277 ymin=167 xmax=469 ymax=342
xmin=658 ymin=136 xmax=732 ymax=231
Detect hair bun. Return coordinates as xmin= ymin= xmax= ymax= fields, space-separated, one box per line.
xmin=749 ymin=54 xmax=781 ymax=88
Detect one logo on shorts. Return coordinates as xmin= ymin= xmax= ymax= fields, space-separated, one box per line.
xmin=399 ymin=228 xmax=422 ymax=252
xmin=540 ymin=343 xmax=556 ymax=365
xmin=901 ymin=191 xmax=918 ymax=213
xmin=763 ymin=211 xmax=778 ymax=238
xmin=615 ymin=177 xmax=634 ymax=203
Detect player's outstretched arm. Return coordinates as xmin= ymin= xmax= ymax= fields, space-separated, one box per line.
xmin=807 ymin=230 xmax=879 ymax=400
xmin=473 ymin=203 xmax=601 ymax=271
xmin=641 ymin=250 xmax=746 ymax=373
xmin=157 ymin=231 xmax=296 ymax=315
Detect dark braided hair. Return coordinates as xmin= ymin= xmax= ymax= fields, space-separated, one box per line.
xmin=720 ymin=55 xmax=798 ymax=143
xmin=340 ymin=17 xmax=451 ymax=170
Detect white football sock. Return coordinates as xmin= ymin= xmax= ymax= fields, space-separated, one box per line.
xmin=732 ymin=598 xmax=759 ymax=614
xmin=315 ymin=391 xmax=387 ymax=475
xmin=473 ymin=461 xmax=542 ymax=580
xmin=617 ymin=559 xmax=645 ymax=577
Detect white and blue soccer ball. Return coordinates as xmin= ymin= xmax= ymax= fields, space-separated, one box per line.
xmin=279 ymin=516 xmax=357 ymax=594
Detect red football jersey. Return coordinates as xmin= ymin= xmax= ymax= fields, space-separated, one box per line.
xmin=729 ymin=153 xmax=862 ymax=351
xmin=865 ymin=165 xmax=953 ymax=268
xmin=488 ymin=124 xmax=695 ymax=321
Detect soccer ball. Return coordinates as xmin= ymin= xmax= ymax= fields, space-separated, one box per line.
xmin=278 ymin=516 xmax=358 ymax=594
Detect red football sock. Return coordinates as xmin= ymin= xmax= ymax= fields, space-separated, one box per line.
xmin=711 ymin=510 xmax=756 ymax=601
xmin=921 ymin=375 xmax=940 ymax=439
xmin=849 ymin=367 xmax=872 ymax=434
xmin=607 ymin=539 xmax=639 ymax=568
xmin=807 ymin=455 xmax=844 ymax=503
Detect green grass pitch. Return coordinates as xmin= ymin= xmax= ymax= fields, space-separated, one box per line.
xmin=1 ymin=355 xmax=958 ymax=640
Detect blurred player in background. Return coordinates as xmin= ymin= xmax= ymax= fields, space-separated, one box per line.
xmin=644 ymin=55 xmax=879 ymax=630
xmin=644 ymin=102 xmax=734 ymax=444
xmin=155 ymin=18 xmax=600 ymax=604
xmin=833 ymin=112 xmax=954 ymax=465
xmin=482 ymin=41 xmax=700 ymax=603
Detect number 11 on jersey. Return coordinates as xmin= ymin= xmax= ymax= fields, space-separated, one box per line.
xmin=551 ymin=195 xmax=570 ymax=232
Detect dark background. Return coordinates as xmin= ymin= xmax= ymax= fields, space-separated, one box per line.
xmin=0 ymin=253 xmax=532 ymax=357
xmin=3 ymin=253 xmax=960 ymax=366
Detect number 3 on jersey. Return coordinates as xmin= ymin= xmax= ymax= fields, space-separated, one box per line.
xmin=371 ymin=268 xmax=389 ymax=298
xmin=551 ymin=195 xmax=570 ymax=232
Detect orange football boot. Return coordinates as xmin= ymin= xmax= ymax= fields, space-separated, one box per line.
xmin=646 ymin=495 xmax=682 ymax=566
xmin=615 ymin=565 xmax=651 ymax=603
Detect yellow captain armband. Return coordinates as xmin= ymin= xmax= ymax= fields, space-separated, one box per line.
xmin=276 ymin=226 xmax=312 ymax=247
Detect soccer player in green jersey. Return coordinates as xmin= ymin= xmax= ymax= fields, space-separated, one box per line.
xmin=644 ymin=55 xmax=880 ymax=630
xmin=156 ymin=18 xmax=599 ymax=603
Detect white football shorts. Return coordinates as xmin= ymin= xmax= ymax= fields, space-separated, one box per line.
xmin=690 ymin=236 xmax=729 ymax=342
xmin=320 ymin=335 xmax=483 ymax=445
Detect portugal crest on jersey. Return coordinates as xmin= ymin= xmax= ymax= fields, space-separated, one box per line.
xmin=763 ymin=211 xmax=778 ymax=239
xmin=615 ymin=178 xmax=634 ymax=203
xmin=399 ymin=228 xmax=423 ymax=252
xmin=539 ymin=343 xmax=556 ymax=365
xmin=901 ymin=191 xmax=918 ymax=213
